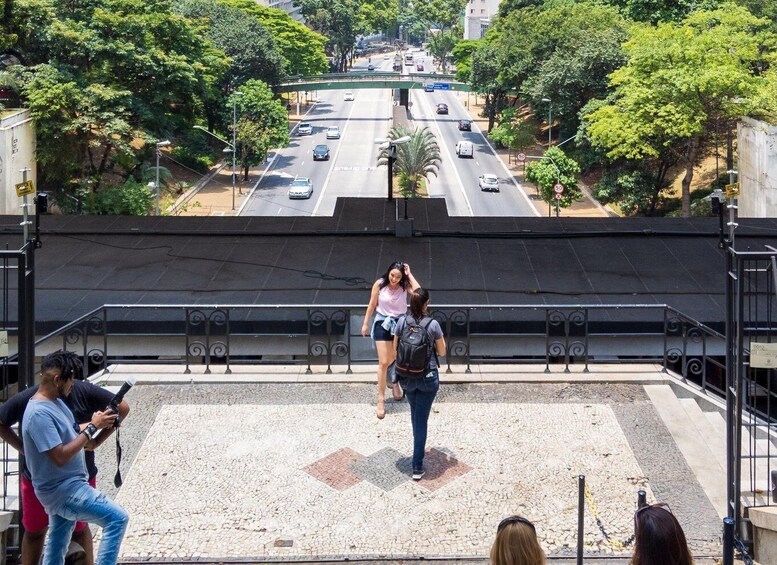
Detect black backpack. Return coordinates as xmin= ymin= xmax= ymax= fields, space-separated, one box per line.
xmin=395 ymin=315 xmax=437 ymax=379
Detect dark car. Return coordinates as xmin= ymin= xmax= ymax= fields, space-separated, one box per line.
xmin=436 ymin=103 xmax=448 ymax=114
xmin=313 ymin=144 xmax=330 ymax=161
xmin=424 ymin=83 xmax=435 ymax=92
xmin=458 ymin=119 xmax=472 ymax=131
xmin=367 ymin=64 xmax=375 ymax=71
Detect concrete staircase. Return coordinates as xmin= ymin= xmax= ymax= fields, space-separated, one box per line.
xmin=646 ymin=382 xmax=777 ymax=518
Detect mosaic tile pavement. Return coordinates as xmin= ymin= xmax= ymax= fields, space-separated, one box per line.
xmin=112 ymin=401 xmax=657 ymax=560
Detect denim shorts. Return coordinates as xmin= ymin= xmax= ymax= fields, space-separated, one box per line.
xmin=372 ymin=320 xmax=393 ymax=341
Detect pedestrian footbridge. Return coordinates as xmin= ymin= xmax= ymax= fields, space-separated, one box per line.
xmin=276 ymin=72 xmax=471 ymax=93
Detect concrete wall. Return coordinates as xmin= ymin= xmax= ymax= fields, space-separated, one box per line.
xmin=0 ymin=109 xmax=36 ymax=216
xmin=738 ymin=117 xmax=777 ymax=218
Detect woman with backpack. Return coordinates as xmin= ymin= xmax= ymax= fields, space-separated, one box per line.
xmin=361 ymin=261 xmax=420 ymax=419
xmin=393 ymin=288 xmax=446 ymax=480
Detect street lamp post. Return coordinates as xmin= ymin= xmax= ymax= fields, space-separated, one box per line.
xmin=376 ymin=135 xmax=412 ymax=201
xmin=542 ymin=98 xmax=552 ymax=146
xmin=155 ymin=140 xmax=171 ymax=216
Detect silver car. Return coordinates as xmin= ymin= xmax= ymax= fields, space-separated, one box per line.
xmin=288 ymin=177 xmax=313 ymax=199
xmin=297 ymin=122 xmax=312 ymax=135
xmin=478 ymin=174 xmax=500 ymax=192
xmin=326 ymin=126 xmax=340 ymax=139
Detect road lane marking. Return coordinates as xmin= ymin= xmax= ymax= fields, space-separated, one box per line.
xmin=451 ymin=95 xmax=539 ymax=217
xmin=311 ymin=91 xmax=362 ymax=216
xmin=414 ymin=90 xmax=473 ymax=215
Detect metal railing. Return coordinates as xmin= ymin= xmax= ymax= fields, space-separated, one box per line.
xmin=17 ymin=303 xmax=725 ymax=381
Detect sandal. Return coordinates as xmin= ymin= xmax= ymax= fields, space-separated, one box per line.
xmin=392 ymin=382 xmax=405 ymax=401
xmin=377 ymin=397 xmax=386 ymax=419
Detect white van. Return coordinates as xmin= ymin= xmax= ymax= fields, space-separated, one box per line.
xmin=455 ymin=141 xmax=473 ymax=158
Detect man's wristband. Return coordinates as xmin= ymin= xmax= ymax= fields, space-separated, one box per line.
xmin=81 ymin=423 xmax=98 ymax=441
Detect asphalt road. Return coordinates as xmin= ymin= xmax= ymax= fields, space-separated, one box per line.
xmin=242 ymin=50 xmax=536 ymax=217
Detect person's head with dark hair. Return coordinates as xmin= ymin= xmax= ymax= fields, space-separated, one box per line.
xmin=39 ymin=350 xmax=82 ymax=398
xmin=409 ymin=287 xmax=430 ymax=319
xmin=491 ymin=515 xmax=545 ymax=565
xmin=379 ymin=260 xmax=408 ymax=290
xmin=631 ymin=504 xmax=693 ymax=565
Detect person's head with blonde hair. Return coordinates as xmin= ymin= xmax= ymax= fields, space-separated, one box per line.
xmin=490 ymin=516 xmax=546 ymax=565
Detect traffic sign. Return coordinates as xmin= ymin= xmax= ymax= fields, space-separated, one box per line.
xmin=725 ymin=182 xmax=740 ymax=198
xmin=517 ymin=153 xmax=526 ymax=162
xmin=555 ymin=193 xmax=563 ymax=200
xmin=15 ymin=180 xmax=34 ymax=197
xmin=553 ymin=183 xmax=564 ymax=194
xmin=433 ymin=83 xmax=450 ymax=90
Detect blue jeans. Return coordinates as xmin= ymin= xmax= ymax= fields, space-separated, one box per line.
xmin=45 ymin=482 xmax=129 ymax=565
xmin=401 ymin=369 xmax=440 ymax=470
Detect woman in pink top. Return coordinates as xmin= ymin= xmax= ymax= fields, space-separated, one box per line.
xmin=361 ymin=261 xmax=420 ymax=419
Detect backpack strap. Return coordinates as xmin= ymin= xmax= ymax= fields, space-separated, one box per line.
xmin=418 ymin=316 xmax=440 ymax=369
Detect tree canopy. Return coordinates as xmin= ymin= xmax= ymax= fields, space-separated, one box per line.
xmin=585 ymin=3 xmax=773 ymax=215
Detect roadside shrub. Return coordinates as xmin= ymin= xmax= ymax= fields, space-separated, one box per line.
xmin=93 ymin=179 xmax=154 ymax=215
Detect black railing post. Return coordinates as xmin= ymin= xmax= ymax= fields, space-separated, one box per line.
xmin=577 ymin=474 xmax=585 ymax=565
xmin=637 ymin=489 xmax=647 ymax=508
xmin=722 ymin=517 xmax=735 ymax=565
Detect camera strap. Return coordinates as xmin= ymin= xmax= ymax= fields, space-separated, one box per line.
xmin=113 ymin=427 xmax=123 ymax=488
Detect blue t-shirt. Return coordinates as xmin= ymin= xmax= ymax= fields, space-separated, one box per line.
xmin=21 ymin=398 xmax=88 ymax=512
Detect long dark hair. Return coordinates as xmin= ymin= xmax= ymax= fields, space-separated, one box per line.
xmin=378 ymin=261 xmax=408 ymax=290
xmin=631 ymin=505 xmax=693 ymax=565
xmin=409 ymin=288 xmax=430 ymax=319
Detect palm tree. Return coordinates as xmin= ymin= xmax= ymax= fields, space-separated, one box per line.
xmin=377 ymin=125 xmax=441 ymax=198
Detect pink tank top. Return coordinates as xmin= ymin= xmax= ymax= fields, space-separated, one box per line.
xmin=377 ymin=284 xmax=407 ymax=317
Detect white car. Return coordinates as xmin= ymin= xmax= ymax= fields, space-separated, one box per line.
xmin=297 ymin=122 xmax=312 ymax=135
xmin=343 ymin=91 xmax=354 ymax=101
xmin=478 ymin=174 xmax=500 ymax=192
xmin=326 ymin=126 xmax=340 ymax=139
xmin=288 ymin=177 xmax=313 ymax=199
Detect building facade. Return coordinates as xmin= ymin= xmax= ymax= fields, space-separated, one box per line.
xmin=463 ymin=0 xmax=501 ymax=39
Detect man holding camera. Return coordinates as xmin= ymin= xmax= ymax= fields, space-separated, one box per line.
xmin=0 ymin=350 xmax=129 ymax=565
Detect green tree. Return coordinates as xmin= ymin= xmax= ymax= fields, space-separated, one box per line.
xmin=222 ymin=0 xmax=329 ymax=75
xmin=230 ymin=80 xmax=289 ymax=179
xmin=377 ymin=125 xmax=441 ymax=196
xmin=524 ymin=147 xmax=581 ymax=209
xmin=427 ymin=29 xmax=459 ymax=73
xmin=413 ymin=0 xmax=467 ymax=33
xmin=9 ymin=0 xmax=228 ymax=202
xmin=301 ymin=0 xmax=359 ymax=72
xmin=450 ymin=39 xmax=480 ymax=83
xmin=488 ymin=108 xmax=535 ymax=163
xmin=488 ymin=2 xmax=629 ymax=140
xmin=471 ymin=43 xmax=508 ymax=132
xmin=173 ymin=0 xmax=283 ymax=89
xmin=586 ymin=4 xmax=773 ymax=216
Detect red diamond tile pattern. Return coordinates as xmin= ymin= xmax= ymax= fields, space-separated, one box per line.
xmin=418 ymin=448 xmax=472 ymax=492
xmin=304 ymin=448 xmax=366 ymax=491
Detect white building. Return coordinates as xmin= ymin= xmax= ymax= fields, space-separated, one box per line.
xmin=0 ymin=109 xmax=36 ymax=216
xmin=463 ymin=0 xmax=501 ymax=39
xmin=738 ymin=117 xmax=777 ymax=217
xmin=255 ymin=0 xmax=303 ymax=22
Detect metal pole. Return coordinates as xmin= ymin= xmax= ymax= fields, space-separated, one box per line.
xmin=155 ymin=147 xmax=160 ymax=216
xmin=404 ymin=197 xmax=408 ymax=220
xmin=548 ymin=104 xmax=552 ymax=146
xmin=20 ymin=168 xmax=30 ymax=243
xmin=232 ymin=98 xmax=237 ymax=210
xmin=577 ymin=475 xmax=585 ymax=565
xmin=637 ymin=489 xmax=647 ymax=508
xmin=388 ymin=145 xmax=395 ymax=201
xmin=723 ymin=517 xmax=735 ymax=565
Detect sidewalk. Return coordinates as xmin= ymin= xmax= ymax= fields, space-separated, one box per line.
xmin=90 ymin=364 xmax=723 ymax=563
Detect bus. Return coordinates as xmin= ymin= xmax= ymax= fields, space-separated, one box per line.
xmin=404 ymin=53 xmax=414 ymax=66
